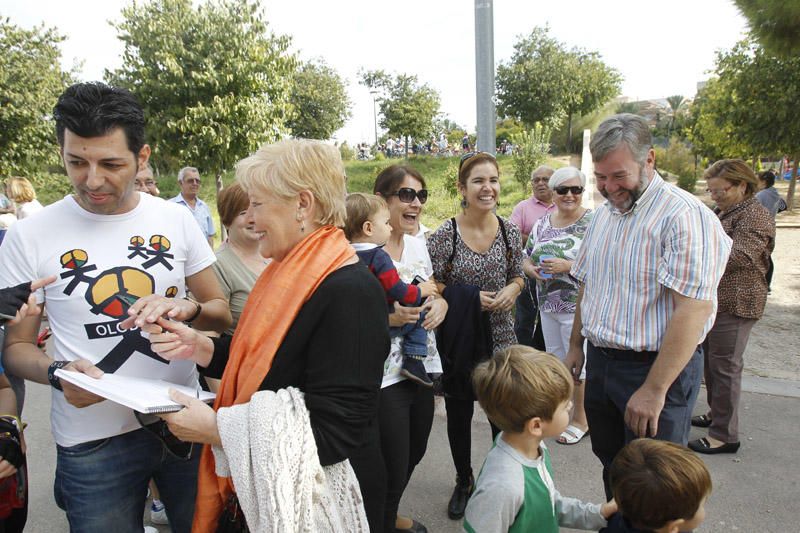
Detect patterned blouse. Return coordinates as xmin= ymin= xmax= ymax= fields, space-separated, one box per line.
xmin=428 ymin=217 xmax=524 ymax=352
xmin=526 ymin=210 xmax=593 ymax=314
xmin=715 ymin=196 xmax=775 ymax=319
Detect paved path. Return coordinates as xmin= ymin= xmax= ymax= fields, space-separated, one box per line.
xmin=21 ymin=376 xmax=800 ymax=532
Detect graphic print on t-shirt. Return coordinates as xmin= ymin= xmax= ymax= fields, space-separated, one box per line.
xmin=58 ymin=234 xmax=179 ymax=373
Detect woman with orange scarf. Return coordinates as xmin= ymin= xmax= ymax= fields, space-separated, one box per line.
xmin=142 ymin=140 xmax=389 ymax=531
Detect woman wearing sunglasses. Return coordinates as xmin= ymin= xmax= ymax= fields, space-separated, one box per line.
xmin=523 ymin=166 xmax=593 ymax=445
xmin=373 ymin=165 xmax=448 ymax=533
xmin=427 ymin=152 xmax=524 ymax=520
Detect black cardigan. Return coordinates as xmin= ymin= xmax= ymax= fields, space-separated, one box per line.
xmin=205 ymin=263 xmax=390 ymax=466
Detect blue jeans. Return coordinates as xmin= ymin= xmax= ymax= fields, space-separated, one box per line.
xmin=585 ymin=342 xmax=703 ymax=499
xmin=54 ymin=426 xmax=200 ymax=533
xmin=391 ymin=310 xmax=428 ymax=358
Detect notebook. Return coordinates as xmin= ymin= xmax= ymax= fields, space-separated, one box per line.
xmin=54 ymin=369 xmax=216 ymax=414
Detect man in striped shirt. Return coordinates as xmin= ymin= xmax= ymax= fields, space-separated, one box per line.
xmin=565 ymin=114 xmax=731 ymax=498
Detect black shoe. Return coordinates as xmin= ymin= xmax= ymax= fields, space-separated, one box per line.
xmin=447 ymin=473 xmax=474 ymax=520
xmin=401 ymin=358 xmax=433 ymax=387
xmin=394 ymin=519 xmax=428 ymax=533
xmin=691 ymin=414 xmax=712 ymax=428
xmin=688 ymin=437 xmax=740 ymax=455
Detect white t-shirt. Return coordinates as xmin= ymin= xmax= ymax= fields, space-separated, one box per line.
xmin=381 ymin=234 xmax=442 ymax=389
xmin=0 ymin=193 xmax=215 ymax=446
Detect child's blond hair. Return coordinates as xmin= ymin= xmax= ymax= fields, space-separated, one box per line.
xmin=472 ymin=345 xmax=573 ymax=433
xmin=344 ymin=193 xmax=388 ymax=240
xmin=610 ymin=439 xmax=712 ymax=531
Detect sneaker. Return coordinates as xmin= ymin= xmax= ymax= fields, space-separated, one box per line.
xmin=150 ymin=500 xmax=169 ymax=525
xmin=401 ymin=358 xmax=433 ymax=387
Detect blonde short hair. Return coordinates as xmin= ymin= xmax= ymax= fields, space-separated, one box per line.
xmin=7 ymin=177 xmax=36 ymax=203
xmin=704 ymin=159 xmax=759 ymax=197
xmin=344 ymin=193 xmax=388 ymax=240
xmin=473 ymin=345 xmax=573 ymax=433
xmin=236 ymin=139 xmax=346 ymax=227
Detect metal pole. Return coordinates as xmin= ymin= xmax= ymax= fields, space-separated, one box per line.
xmin=475 ymin=0 xmax=495 ymax=154
xmin=370 ymin=90 xmax=378 ymax=147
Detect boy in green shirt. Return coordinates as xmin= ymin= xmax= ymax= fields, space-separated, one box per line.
xmin=464 ymin=346 xmax=616 ymax=532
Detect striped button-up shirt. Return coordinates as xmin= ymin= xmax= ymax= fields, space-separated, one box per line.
xmin=571 ymin=173 xmax=732 ymax=352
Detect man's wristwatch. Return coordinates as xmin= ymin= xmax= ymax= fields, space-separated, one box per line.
xmin=183 ymin=297 xmax=202 ymax=323
xmin=48 ymin=360 xmax=69 ymax=391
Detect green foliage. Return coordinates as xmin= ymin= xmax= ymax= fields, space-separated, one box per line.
xmin=360 ymin=70 xmax=441 ymax=155
xmin=28 ymin=171 xmax=74 ymax=206
xmin=339 ymin=142 xmax=355 ymax=161
xmin=654 ymin=140 xmax=698 ymax=192
xmin=615 ymin=102 xmax=640 ymax=114
xmin=734 ymin=1 xmax=800 ymax=57
xmin=287 ymin=59 xmax=350 ymax=140
xmin=107 ymin=0 xmax=296 ymax=177
xmin=511 ymin=124 xmax=552 ymax=193
xmin=687 ymin=78 xmax=748 ymax=161
xmin=496 ymin=118 xmax=524 ymax=144
xmin=0 ymin=19 xmax=73 ymax=176
xmin=496 ymin=25 xmax=620 ymax=147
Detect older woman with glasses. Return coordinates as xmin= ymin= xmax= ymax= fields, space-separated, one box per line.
xmin=428 ymin=151 xmax=524 ymax=521
xmin=689 ymin=159 xmax=774 ymax=455
xmin=523 ymin=166 xmax=593 ymax=445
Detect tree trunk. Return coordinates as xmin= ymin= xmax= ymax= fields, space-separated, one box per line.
xmin=566 ymin=113 xmax=573 ymax=153
xmin=404 ymin=135 xmax=409 ymax=159
xmin=216 ymin=171 xmax=227 ymax=242
xmin=787 ymin=153 xmax=798 ymax=212
xmin=752 ymin=154 xmax=758 ymax=171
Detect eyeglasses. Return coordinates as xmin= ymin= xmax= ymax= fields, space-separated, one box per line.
xmin=184 ymin=178 xmax=201 ymax=185
xmin=389 ymin=187 xmax=428 ymax=204
xmin=554 ymin=186 xmax=585 ymax=196
xmin=459 ymin=151 xmax=496 ymax=172
xmin=705 ymin=185 xmax=732 ymax=196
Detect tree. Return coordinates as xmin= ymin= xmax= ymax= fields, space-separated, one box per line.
xmin=0 ymin=19 xmax=73 ymax=176
xmin=690 ymin=40 xmax=800 ymax=209
xmin=511 ymin=123 xmax=552 ymax=194
xmin=496 ymin=25 xmax=620 ymax=151
xmin=734 ymin=1 xmax=800 ymax=56
xmin=665 ymin=95 xmax=685 ymax=138
xmin=286 ymin=59 xmax=350 ymax=140
xmin=107 ymin=0 xmax=295 ymax=182
xmin=359 ymin=70 xmax=440 ymax=158
xmin=561 ymin=52 xmax=621 ymax=151
xmin=687 ymin=79 xmax=749 ymax=162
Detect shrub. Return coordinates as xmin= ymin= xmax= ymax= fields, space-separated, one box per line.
xmin=511 ymin=124 xmax=552 ymax=194
xmin=655 ymin=139 xmax=698 ymax=192
xmin=339 ymin=142 xmax=355 ymax=161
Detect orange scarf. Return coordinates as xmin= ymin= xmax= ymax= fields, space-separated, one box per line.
xmin=192 ymin=225 xmax=355 ymax=532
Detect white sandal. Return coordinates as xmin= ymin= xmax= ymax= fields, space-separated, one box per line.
xmin=557 ymin=424 xmax=588 ymax=445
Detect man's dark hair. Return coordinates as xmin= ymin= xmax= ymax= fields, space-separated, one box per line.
xmin=53 ymin=82 xmax=146 ymax=155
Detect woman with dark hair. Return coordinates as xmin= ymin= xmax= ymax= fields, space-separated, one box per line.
xmin=373 ymin=164 xmax=449 ymax=533
xmin=213 ymin=182 xmax=268 ymax=335
xmin=427 ymin=152 xmax=524 ymax=520
xmin=689 ymin=159 xmax=774 ymax=455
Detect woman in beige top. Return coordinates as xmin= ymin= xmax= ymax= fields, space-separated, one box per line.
xmin=213 ymin=182 xmax=268 ymax=335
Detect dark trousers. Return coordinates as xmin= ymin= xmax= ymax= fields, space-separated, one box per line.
xmin=444 ymin=396 xmax=500 ymax=481
xmin=585 ymin=342 xmax=703 ymax=499
xmin=513 ymin=279 xmax=545 ymax=350
xmin=378 ymin=380 xmax=434 ymax=533
xmin=766 ymin=255 xmax=774 ymax=290
xmin=348 ymin=416 xmax=387 ymax=533
xmin=703 ymin=311 xmax=757 ymax=443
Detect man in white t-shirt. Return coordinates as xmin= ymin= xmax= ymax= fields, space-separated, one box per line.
xmin=0 ymin=82 xmax=232 ymax=533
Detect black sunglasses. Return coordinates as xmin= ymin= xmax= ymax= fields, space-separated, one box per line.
xmin=459 ymin=151 xmax=496 ymax=172
xmin=389 ymin=187 xmax=428 ymax=204
xmin=554 ymin=186 xmax=585 ymax=196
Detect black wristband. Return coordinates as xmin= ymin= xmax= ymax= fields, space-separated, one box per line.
xmin=183 ymin=297 xmax=202 ymax=323
xmin=0 ymin=416 xmax=23 ymax=468
xmin=48 ymin=360 xmax=69 ymax=391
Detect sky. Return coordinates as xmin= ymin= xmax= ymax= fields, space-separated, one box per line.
xmin=1 ymin=0 xmax=750 ymax=145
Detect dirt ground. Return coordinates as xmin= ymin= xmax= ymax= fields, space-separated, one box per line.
xmin=744 ymin=226 xmax=800 ymax=381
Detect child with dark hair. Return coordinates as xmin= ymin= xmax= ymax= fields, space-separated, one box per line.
xmin=345 ymin=192 xmax=437 ymax=386
xmin=464 ymin=345 xmax=615 ymax=532
xmin=602 ymin=439 xmax=711 ymax=533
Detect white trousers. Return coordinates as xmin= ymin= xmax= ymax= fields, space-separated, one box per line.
xmin=540 ymin=310 xmax=586 ymax=379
